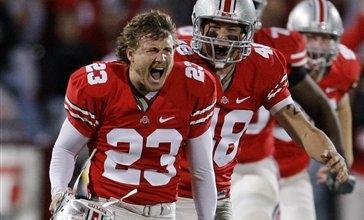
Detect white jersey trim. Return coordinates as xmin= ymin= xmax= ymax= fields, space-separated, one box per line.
xmin=291 ymin=58 xmax=308 ymax=67
xmin=65 ymin=105 xmax=98 ymax=127
xmin=269 ymin=96 xmax=294 ymax=115
xmin=65 ymin=96 xmax=96 ymax=119
xmin=191 ymin=100 xmax=216 ymax=117
xmin=290 ymin=49 xmax=307 ymax=60
xmin=190 ymin=110 xmax=214 ymax=125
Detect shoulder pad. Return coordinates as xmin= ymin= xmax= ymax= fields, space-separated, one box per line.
xmin=68 ymin=62 xmax=121 ymax=99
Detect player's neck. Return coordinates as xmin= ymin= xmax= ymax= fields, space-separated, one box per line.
xmin=217 ymin=64 xmax=236 ymax=91
xmin=215 ymin=63 xmax=235 ymax=78
xmin=129 ymin=69 xmax=148 ymax=95
xmin=309 ymin=66 xmax=328 ymax=82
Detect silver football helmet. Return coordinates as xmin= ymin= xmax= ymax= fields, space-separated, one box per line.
xmin=51 ymin=192 xmax=115 ymax=220
xmin=191 ymin=0 xmax=256 ymax=68
xmin=287 ymin=0 xmax=343 ymax=70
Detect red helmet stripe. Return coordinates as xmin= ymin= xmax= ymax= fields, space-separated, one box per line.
xmin=219 ymin=0 xmax=237 ymax=13
xmin=314 ymin=0 xmax=328 ymax=23
xmin=224 ymin=0 xmax=232 ymax=12
xmin=319 ymin=0 xmax=327 ymax=22
xmin=219 ymin=0 xmax=229 ymax=12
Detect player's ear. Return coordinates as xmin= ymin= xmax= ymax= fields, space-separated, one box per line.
xmin=126 ymin=48 xmax=134 ymax=63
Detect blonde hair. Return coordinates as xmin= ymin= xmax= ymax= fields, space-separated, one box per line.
xmin=116 ymin=10 xmax=176 ymax=64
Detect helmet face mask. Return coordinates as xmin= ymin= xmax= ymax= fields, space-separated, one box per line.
xmin=303 ymin=32 xmax=339 ymax=73
xmin=52 ymin=193 xmax=115 ymax=220
xmin=192 ymin=17 xmax=254 ymax=68
xmin=287 ymin=0 xmax=343 ymax=74
xmin=191 ymin=0 xmax=256 ymax=68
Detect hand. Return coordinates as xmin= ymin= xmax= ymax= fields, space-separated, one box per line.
xmin=49 ymin=188 xmax=73 ymax=214
xmin=320 ymin=150 xmax=348 ymax=183
xmin=316 ymin=166 xmax=330 ymax=184
xmin=326 ymin=173 xmax=356 ymax=194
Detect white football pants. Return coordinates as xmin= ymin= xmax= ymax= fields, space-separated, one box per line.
xmin=176 ymin=197 xmax=232 ymax=220
xmin=339 ymin=172 xmax=364 ymax=220
xmin=279 ymin=169 xmax=316 ymax=220
xmin=231 ymin=156 xmax=279 ymax=220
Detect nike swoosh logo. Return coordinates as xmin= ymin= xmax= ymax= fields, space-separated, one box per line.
xmin=236 ymin=96 xmax=250 ymax=104
xmin=159 ymin=116 xmax=175 ymax=123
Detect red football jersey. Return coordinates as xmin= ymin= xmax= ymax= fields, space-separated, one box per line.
xmin=254 ymin=27 xmax=307 ymax=72
xmin=64 ymin=61 xmax=217 ymax=204
xmin=274 ymin=44 xmax=361 ymax=177
xmin=175 ymin=37 xmax=293 ymax=199
xmin=341 ymin=13 xmax=364 ymax=54
xmin=237 ymin=27 xmax=307 ymax=163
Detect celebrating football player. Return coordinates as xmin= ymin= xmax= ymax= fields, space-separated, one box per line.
xmin=174 ymin=0 xmax=349 ymax=219
xmin=272 ymin=1 xmax=361 ymax=219
xmin=48 ymin=10 xmax=218 ymax=220
xmin=231 ymin=0 xmax=347 ymax=219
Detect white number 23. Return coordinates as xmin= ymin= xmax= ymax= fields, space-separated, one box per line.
xmin=103 ymin=128 xmax=182 ymax=186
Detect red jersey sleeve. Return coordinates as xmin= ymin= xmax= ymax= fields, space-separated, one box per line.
xmin=341 ymin=14 xmax=364 ymax=52
xmin=255 ymin=28 xmax=307 ymax=69
xmin=64 ymin=62 xmax=114 ymax=137
xmin=251 ymin=44 xmax=292 ymax=114
xmin=182 ymin=61 xmax=217 ymax=139
xmin=335 ymin=45 xmax=362 ymax=93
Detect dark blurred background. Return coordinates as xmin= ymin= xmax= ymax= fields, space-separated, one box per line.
xmin=0 ymin=0 xmax=363 ymax=219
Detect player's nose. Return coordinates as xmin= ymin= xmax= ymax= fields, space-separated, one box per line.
xmin=217 ymin=28 xmax=230 ymax=39
xmin=155 ymin=52 xmax=167 ymax=63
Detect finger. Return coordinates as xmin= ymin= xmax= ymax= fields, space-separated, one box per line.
xmin=336 ymin=168 xmax=349 ymax=183
xmin=318 ymin=166 xmax=330 ymax=173
xmin=329 ymin=162 xmax=344 ymax=174
xmin=332 ymin=165 xmax=347 ymax=182
xmin=317 ymin=175 xmax=327 ymax=184
xmin=328 ymin=160 xmax=341 ymax=169
xmin=325 ymin=154 xmax=342 ymax=167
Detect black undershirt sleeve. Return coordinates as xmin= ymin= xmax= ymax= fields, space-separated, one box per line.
xmin=288 ymin=66 xmax=307 ymax=88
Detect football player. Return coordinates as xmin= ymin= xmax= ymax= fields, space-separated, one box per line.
xmin=174 ymin=0 xmax=348 ymax=219
xmin=231 ymin=0 xmax=342 ymax=219
xmin=231 ymin=0 xmax=345 ymax=219
xmin=48 ymin=10 xmax=218 ymax=220
xmin=273 ymin=1 xmax=361 ymax=219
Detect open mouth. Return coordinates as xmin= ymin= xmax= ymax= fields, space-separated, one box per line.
xmin=214 ymin=46 xmax=229 ymax=58
xmin=149 ymin=67 xmax=165 ymax=81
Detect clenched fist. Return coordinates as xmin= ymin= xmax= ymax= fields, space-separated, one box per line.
xmin=320 ymin=149 xmax=348 ymax=183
